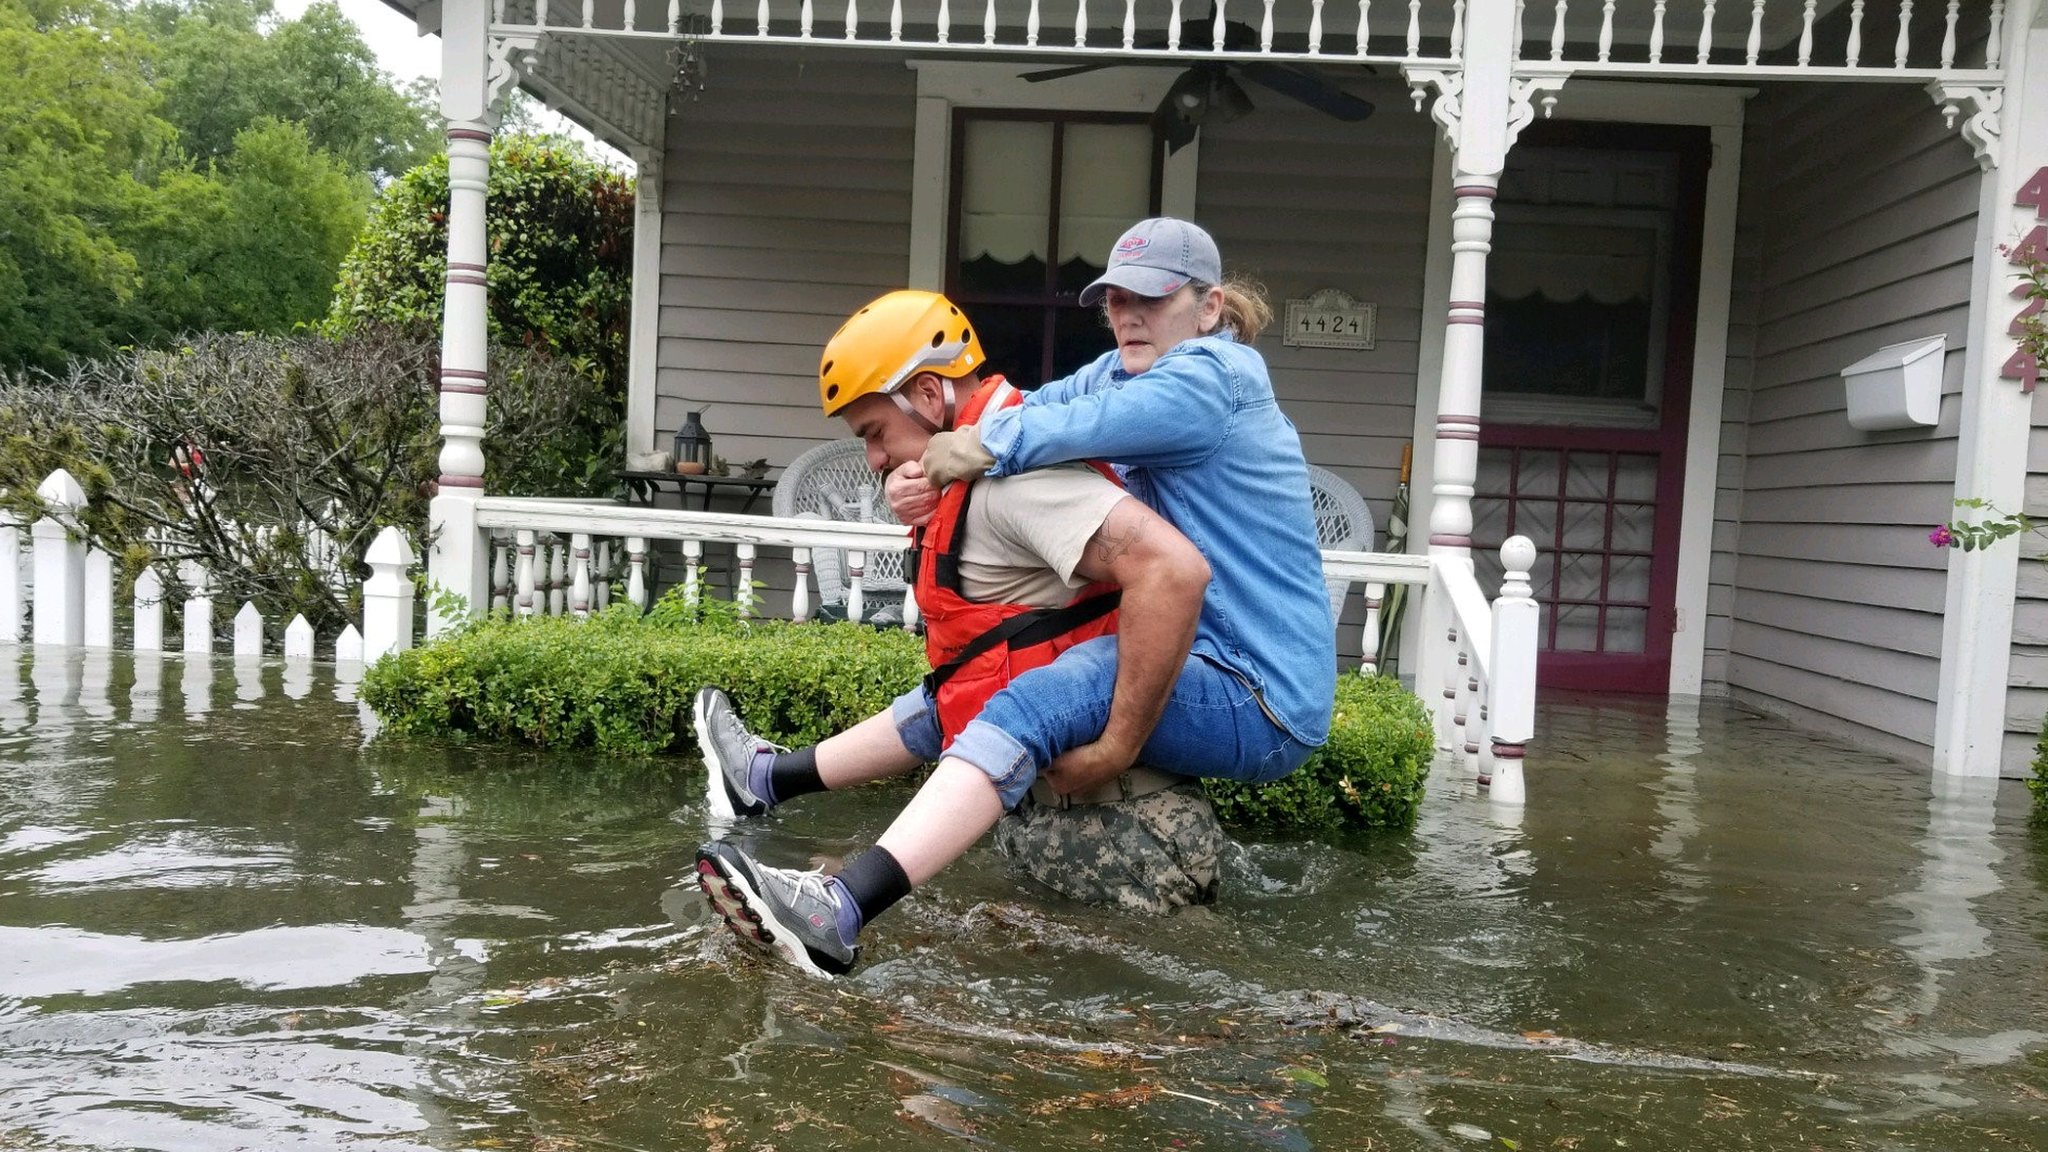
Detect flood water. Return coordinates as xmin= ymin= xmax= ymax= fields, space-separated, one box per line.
xmin=1 ymin=649 xmax=2045 ymax=1151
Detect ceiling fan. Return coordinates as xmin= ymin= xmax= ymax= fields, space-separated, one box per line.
xmin=1019 ymin=20 xmax=1375 ymax=154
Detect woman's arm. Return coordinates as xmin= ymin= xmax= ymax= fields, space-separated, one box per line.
xmin=977 ymin=345 xmax=1238 ymax=477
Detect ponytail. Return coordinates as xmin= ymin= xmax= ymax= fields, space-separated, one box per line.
xmin=1193 ymin=276 xmax=1273 ymax=345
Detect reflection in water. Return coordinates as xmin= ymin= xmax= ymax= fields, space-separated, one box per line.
xmin=0 ymin=652 xmax=24 ymax=734
xmin=131 ymin=651 xmax=162 ymax=722
xmin=30 ymin=647 xmax=80 ymax=732
xmin=1648 ymin=694 xmax=1706 ymax=902
xmin=283 ymin=656 xmax=312 ymax=700
xmin=235 ymin=654 xmax=265 ymax=704
xmin=0 ymin=923 xmax=435 ymax=996
xmin=1883 ymin=774 xmax=2046 ymax=1069
xmin=181 ymin=652 xmax=213 ymax=718
xmin=79 ymin=648 xmax=114 ymax=722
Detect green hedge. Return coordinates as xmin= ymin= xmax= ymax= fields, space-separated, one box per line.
xmin=1202 ymin=674 xmax=1436 ymax=832
xmin=362 ymin=608 xmax=928 ymax=758
xmin=2032 ymin=716 xmax=2048 ymax=818
xmin=362 ymin=609 xmax=1435 ymax=830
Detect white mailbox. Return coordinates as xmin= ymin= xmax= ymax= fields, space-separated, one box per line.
xmin=1840 ymin=335 xmax=1944 ymax=431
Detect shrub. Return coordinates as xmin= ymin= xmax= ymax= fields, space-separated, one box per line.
xmin=361 ymin=606 xmax=929 ymax=758
xmin=2032 ymin=715 xmax=2048 ymax=817
xmin=363 ymin=609 xmax=1435 ymax=832
xmin=1202 ymin=674 xmax=1436 ymax=832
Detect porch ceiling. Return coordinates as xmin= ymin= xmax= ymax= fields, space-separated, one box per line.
xmin=383 ymin=0 xmax=2004 ymax=164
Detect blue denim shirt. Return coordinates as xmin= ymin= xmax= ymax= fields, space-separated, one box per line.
xmin=975 ymin=334 xmax=1336 ymax=746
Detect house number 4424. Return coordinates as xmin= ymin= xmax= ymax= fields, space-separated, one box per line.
xmin=2005 ymin=166 xmax=2048 ymax=391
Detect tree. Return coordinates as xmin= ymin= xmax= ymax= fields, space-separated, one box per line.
xmin=130 ymin=0 xmax=439 ymax=179
xmin=0 ymin=0 xmax=173 ymax=367
xmin=0 ymin=0 xmax=424 ymax=368
xmin=328 ymin=135 xmax=635 ymax=496
xmin=124 ymin=118 xmax=371 ymax=341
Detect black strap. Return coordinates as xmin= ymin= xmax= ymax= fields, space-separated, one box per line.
xmin=923 ymin=590 xmax=1121 ymax=694
xmin=929 ymin=481 xmax=976 ymax=595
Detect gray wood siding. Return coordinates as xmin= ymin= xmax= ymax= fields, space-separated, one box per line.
xmin=1719 ymin=82 xmax=1978 ymax=749
xmin=1194 ymin=76 xmax=1435 ymax=553
xmin=655 ymin=51 xmax=917 ymax=471
xmin=2002 ymin=432 xmax=2048 ymax=773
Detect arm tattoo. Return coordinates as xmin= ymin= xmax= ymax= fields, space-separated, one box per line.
xmin=1091 ymin=513 xmax=1146 ymax=566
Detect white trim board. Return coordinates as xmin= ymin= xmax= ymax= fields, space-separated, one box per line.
xmin=1409 ymin=81 xmax=1751 ymax=696
xmin=904 ymin=60 xmax=1199 ymax=290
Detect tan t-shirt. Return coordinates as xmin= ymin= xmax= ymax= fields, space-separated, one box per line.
xmin=954 ymin=463 xmax=1128 ymax=607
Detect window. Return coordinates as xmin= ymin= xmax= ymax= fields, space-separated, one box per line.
xmin=947 ymin=110 xmax=1162 ymax=387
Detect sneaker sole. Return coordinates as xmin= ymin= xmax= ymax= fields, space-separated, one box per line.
xmin=694 ymin=848 xmax=842 ymax=979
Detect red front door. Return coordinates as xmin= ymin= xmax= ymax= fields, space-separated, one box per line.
xmin=1470 ymin=122 xmax=1711 ymax=694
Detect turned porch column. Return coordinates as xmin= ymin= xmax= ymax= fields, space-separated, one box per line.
xmin=1413 ymin=0 xmax=1515 ymax=740
xmin=427 ymin=0 xmax=495 ymax=635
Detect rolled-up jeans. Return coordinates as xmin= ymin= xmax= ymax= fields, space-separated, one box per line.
xmin=888 ymin=634 xmax=1314 ymax=809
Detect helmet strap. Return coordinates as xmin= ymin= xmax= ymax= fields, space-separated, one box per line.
xmin=888 ymin=375 xmax=959 ymax=434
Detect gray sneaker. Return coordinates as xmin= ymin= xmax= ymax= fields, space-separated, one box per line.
xmin=695 ymin=842 xmax=860 ymax=977
xmin=693 ymin=687 xmax=780 ymax=821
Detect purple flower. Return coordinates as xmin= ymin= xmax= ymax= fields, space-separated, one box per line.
xmin=1930 ymin=525 xmax=1956 ymax=548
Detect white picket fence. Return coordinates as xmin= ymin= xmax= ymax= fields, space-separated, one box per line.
xmin=0 ymin=468 xmax=409 ymax=663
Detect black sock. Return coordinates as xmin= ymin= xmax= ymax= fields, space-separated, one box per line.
xmin=834 ymin=846 xmax=912 ymax=930
xmin=767 ymin=746 xmax=825 ymax=804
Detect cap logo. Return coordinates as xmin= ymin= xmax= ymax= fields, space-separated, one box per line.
xmin=1113 ymin=235 xmax=1150 ymax=262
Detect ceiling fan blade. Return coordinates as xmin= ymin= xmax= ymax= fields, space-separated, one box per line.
xmin=1236 ymin=62 xmax=1375 ymax=121
xmin=1020 ymin=62 xmax=1119 ymax=82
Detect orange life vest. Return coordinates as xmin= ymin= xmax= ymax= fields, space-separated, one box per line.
xmin=913 ymin=376 xmax=1123 ymax=742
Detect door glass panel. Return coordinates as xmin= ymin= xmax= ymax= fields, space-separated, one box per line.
xmin=1611 ymin=502 xmax=1655 ymax=552
xmin=1516 ymin=450 xmax=1559 ymax=495
xmin=1560 ymin=502 xmax=1608 ymax=550
xmin=1564 ymin=452 xmax=1609 ymax=499
xmin=1614 ymin=453 xmax=1659 ymax=500
xmin=1476 ymin=446 xmax=1659 ymax=662
xmin=1609 ymin=554 xmax=1651 ymax=603
xmin=1554 ymin=604 xmax=1600 ymax=651
xmin=1556 ymin=552 xmax=1604 ymax=602
xmin=1605 ymin=607 xmax=1649 ymax=654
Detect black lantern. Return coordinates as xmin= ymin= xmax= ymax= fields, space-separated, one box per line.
xmin=672 ymin=409 xmax=713 ymax=475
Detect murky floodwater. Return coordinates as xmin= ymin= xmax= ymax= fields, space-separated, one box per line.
xmin=1 ymin=650 xmax=2045 ymax=1151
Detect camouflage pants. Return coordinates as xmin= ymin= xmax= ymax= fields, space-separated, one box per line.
xmin=990 ymin=781 xmax=1227 ymax=914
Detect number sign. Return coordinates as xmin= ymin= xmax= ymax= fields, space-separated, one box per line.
xmin=2004 ymin=167 xmax=2048 ymax=393
xmin=1284 ymin=289 xmax=1376 ymax=350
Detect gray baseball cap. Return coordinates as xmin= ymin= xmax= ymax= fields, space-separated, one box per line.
xmin=1079 ymin=217 xmax=1223 ymax=307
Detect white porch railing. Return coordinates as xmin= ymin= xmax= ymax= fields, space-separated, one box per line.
xmin=469 ymin=497 xmax=1541 ymax=800
xmin=487 ymin=0 xmax=2007 ymax=75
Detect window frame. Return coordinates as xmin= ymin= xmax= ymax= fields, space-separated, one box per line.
xmin=944 ymin=107 xmax=1165 ymax=386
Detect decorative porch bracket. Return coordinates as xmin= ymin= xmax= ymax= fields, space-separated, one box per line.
xmin=1927 ymin=82 xmax=2004 ymax=171
xmin=1402 ymin=66 xmax=1570 ymax=156
xmin=486 ymin=32 xmax=541 ymax=116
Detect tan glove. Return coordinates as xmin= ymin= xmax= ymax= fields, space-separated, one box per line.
xmin=921 ymin=425 xmax=996 ymax=488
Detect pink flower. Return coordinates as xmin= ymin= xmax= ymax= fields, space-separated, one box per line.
xmin=1929 ymin=525 xmax=1956 ymax=548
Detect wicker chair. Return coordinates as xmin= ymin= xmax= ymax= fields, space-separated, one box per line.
xmin=771 ymin=439 xmax=912 ymax=618
xmin=1307 ymin=464 xmax=1376 ymax=622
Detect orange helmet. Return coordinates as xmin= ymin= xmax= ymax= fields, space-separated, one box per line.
xmin=818 ymin=290 xmax=985 ymax=417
